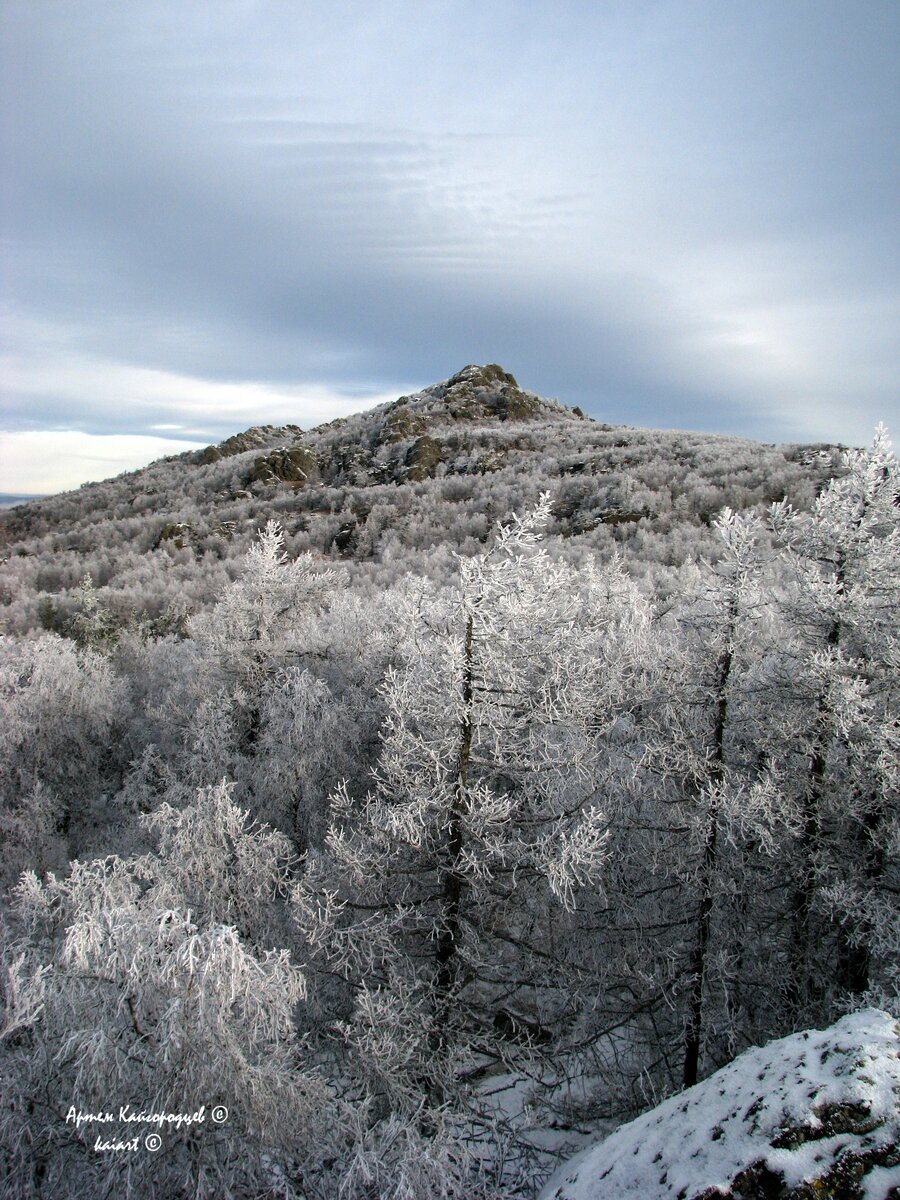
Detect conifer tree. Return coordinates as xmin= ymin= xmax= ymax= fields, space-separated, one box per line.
xmin=768 ymin=426 xmax=899 ymax=1017
xmin=294 ymin=496 xmax=649 ymax=1141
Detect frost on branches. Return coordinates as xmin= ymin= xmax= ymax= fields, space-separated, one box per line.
xmin=294 ymin=495 xmax=650 ymax=1143
xmin=0 ymin=425 xmax=896 ymax=1199
xmin=768 ymin=426 xmax=900 ymax=1019
xmin=0 ymin=783 xmax=339 ymax=1200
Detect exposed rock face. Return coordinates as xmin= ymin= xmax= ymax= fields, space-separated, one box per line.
xmin=246 ymin=446 xmax=317 ymax=486
xmin=195 ymin=425 xmax=302 ymax=464
xmin=432 ymin=363 xmax=543 ymax=421
xmin=196 ymin=366 xmax=553 ymax=489
xmin=404 ymin=435 xmax=443 ymax=481
xmin=540 ymin=1010 xmax=900 ymax=1200
xmin=382 ymin=403 xmax=428 ymax=442
xmin=154 ymin=521 xmax=192 ymax=549
xmin=299 ymin=364 xmax=564 ymax=488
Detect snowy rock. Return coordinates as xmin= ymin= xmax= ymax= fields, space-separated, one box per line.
xmin=540 ymin=1009 xmax=900 ymax=1200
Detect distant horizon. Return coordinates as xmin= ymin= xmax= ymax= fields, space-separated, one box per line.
xmin=0 ymin=493 xmax=48 ymax=506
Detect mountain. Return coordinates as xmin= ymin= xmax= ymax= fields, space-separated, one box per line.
xmin=0 ymin=364 xmax=842 ymax=635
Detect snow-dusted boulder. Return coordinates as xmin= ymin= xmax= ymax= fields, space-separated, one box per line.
xmin=541 ymin=1010 xmax=900 ymax=1200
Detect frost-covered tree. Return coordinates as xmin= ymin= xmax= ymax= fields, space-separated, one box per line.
xmin=0 ymin=782 xmax=343 ymax=1200
xmin=132 ymin=522 xmax=343 ymax=831
xmin=0 ymin=633 xmax=126 ymax=885
xmin=566 ymin=507 xmax=798 ymax=1105
xmin=767 ymin=426 xmax=900 ymax=1017
xmin=662 ymin=511 xmax=777 ymax=1085
xmin=250 ymin=666 xmax=362 ymax=849
xmin=294 ymin=497 xmax=649 ymax=1149
xmin=661 ymin=510 xmax=786 ymax=1084
xmin=68 ymin=574 xmax=120 ymax=652
xmin=190 ymin=522 xmax=337 ymax=691
xmin=187 ymin=520 xmax=338 ymax=762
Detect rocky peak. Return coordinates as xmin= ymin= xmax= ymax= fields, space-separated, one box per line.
xmin=296 ymin=365 xmax=573 ymax=487
xmin=444 ymin=362 xmax=520 ymax=391
xmin=419 ymin=363 xmax=544 ymax=422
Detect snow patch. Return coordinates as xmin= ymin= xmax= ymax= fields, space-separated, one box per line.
xmin=540 ymin=1009 xmax=900 ymax=1200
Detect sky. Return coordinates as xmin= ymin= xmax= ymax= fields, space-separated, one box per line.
xmin=1 ymin=1 xmax=897 ymax=495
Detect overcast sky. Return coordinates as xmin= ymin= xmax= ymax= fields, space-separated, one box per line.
xmin=1 ymin=1 xmax=897 ymax=495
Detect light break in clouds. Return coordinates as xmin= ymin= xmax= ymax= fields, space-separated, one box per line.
xmin=1 ymin=0 xmax=897 ymax=494
xmin=0 ymin=431 xmax=205 ymax=496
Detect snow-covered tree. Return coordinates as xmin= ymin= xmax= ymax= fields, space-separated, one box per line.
xmin=68 ymin=574 xmax=120 ymax=652
xmin=0 ymin=633 xmax=126 ymax=885
xmin=188 ymin=520 xmax=338 ymax=761
xmin=294 ymin=496 xmax=650 ymax=1147
xmin=768 ymin=426 xmax=899 ymax=1017
xmin=250 ymin=666 xmax=362 ymax=849
xmin=0 ymin=782 xmax=342 ymax=1200
xmin=134 ymin=522 xmax=343 ymax=829
xmin=565 ymin=507 xmax=800 ymax=1105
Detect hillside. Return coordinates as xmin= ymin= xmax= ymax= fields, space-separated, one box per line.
xmin=0 ymin=364 xmax=842 ymax=635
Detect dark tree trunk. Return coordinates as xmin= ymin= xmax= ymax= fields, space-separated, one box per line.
xmin=683 ymin=595 xmax=734 ymax=1089
xmin=788 ymin=610 xmax=841 ymax=1020
xmin=834 ymin=801 xmax=883 ymax=996
xmin=431 ymin=613 xmax=474 ymax=1088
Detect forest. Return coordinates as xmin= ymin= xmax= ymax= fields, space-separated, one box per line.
xmin=0 ymin=369 xmax=897 ymax=1199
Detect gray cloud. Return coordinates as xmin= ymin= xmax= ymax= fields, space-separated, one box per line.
xmin=2 ymin=0 xmax=897 ymax=493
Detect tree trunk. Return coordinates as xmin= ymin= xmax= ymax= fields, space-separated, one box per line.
xmin=431 ymin=613 xmax=474 ymax=1085
xmin=834 ymin=799 xmax=882 ymax=996
xmin=789 ymin=611 xmax=840 ymax=1020
xmin=683 ymin=598 xmax=734 ymax=1088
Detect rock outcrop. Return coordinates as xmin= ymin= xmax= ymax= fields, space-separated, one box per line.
xmin=541 ymin=1009 xmax=900 ymax=1200
xmin=246 ymin=446 xmax=316 ymax=486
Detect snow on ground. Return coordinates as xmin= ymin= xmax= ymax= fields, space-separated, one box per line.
xmin=539 ymin=1009 xmax=900 ymax=1200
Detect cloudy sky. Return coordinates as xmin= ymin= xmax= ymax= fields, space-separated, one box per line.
xmin=1 ymin=1 xmax=897 ymax=495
